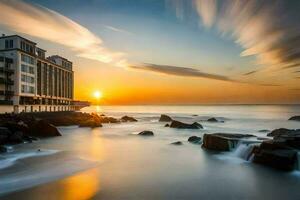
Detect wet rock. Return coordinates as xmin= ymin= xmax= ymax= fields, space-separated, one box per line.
xmin=29 ymin=120 xmax=61 ymax=137
xmin=192 ymin=114 xmax=198 ymax=116
xmin=165 ymin=124 xmax=170 ymax=127
xmin=170 ymin=120 xmax=203 ymax=129
xmin=170 ymin=141 xmax=183 ymax=145
xmin=252 ymin=149 xmax=297 ymax=171
xmin=138 ymin=131 xmax=154 ymax=136
xmin=0 ymin=145 xmax=7 ymax=153
xmin=0 ymin=127 xmax=12 ymax=145
xmin=188 ymin=136 xmax=202 ymax=144
xmin=267 ymin=128 xmax=300 ymax=138
xmin=202 ymin=133 xmax=255 ymax=151
xmin=121 ymin=116 xmax=138 ymax=122
xmin=79 ymin=120 xmax=102 ymax=128
xmin=207 ymin=118 xmax=218 ymax=122
xmin=8 ymin=131 xmax=23 ymax=144
xmin=159 ymin=114 xmax=173 ymax=122
xmin=289 ymin=116 xmax=300 ymax=121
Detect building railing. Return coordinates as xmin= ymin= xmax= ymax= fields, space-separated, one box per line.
xmin=0 ymin=100 xmax=13 ymax=105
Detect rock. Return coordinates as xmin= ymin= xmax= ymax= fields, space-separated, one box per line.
xmin=192 ymin=114 xmax=198 ymax=116
xmin=29 ymin=120 xmax=61 ymax=137
xmin=188 ymin=136 xmax=202 ymax=144
xmin=0 ymin=145 xmax=7 ymax=153
xmin=165 ymin=124 xmax=170 ymax=127
xmin=267 ymin=128 xmax=300 ymax=137
xmin=2 ymin=121 xmax=29 ymax=135
xmin=121 ymin=116 xmax=138 ymax=122
xmin=202 ymin=133 xmax=255 ymax=151
xmin=289 ymin=116 xmax=300 ymax=121
xmin=23 ymin=135 xmax=38 ymax=143
xmin=252 ymin=149 xmax=297 ymax=171
xmin=159 ymin=114 xmax=173 ymax=122
xmin=170 ymin=120 xmax=203 ymax=129
xmin=170 ymin=141 xmax=183 ymax=145
xmin=8 ymin=131 xmax=23 ymax=144
xmin=207 ymin=118 xmax=218 ymax=122
xmin=0 ymin=127 xmax=11 ymax=145
xmin=79 ymin=120 xmax=102 ymax=128
xmin=138 ymin=131 xmax=154 ymax=136
xmin=100 ymin=114 xmax=106 ymax=116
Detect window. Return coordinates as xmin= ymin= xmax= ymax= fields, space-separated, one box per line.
xmin=5 ymin=40 xmax=13 ymax=49
xmin=21 ymin=54 xmax=34 ymax=65
xmin=21 ymin=84 xmax=35 ymax=94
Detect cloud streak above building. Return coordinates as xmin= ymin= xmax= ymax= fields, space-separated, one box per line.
xmin=129 ymin=63 xmax=232 ymax=82
xmin=0 ymin=0 xmax=125 ymax=64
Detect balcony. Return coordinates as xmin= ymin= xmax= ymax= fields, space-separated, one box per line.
xmin=0 ymin=90 xmax=14 ymax=96
xmin=0 ymin=77 xmax=14 ymax=85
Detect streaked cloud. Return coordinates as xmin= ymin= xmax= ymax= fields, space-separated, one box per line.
xmin=129 ymin=63 xmax=232 ymax=82
xmin=243 ymin=70 xmax=258 ymax=76
xmin=0 ymin=0 xmax=125 ymax=64
xmin=168 ymin=0 xmax=300 ymax=71
xmin=104 ymin=25 xmax=133 ymax=35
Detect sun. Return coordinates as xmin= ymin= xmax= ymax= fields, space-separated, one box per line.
xmin=93 ymin=90 xmax=103 ymax=99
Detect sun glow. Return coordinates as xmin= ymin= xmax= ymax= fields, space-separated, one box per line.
xmin=93 ymin=91 xmax=103 ymax=99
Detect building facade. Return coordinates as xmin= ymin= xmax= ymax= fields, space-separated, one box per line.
xmin=0 ymin=34 xmax=74 ymax=113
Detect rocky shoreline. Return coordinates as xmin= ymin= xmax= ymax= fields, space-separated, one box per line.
xmin=0 ymin=111 xmax=137 ymax=152
xmin=1 ymin=112 xmax=300 ymax=172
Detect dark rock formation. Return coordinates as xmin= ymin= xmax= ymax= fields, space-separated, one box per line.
xmin=202 ymin=133 xmax=255 ymax=151
xmin=170 ymin=120 xmax=203 ymax=129
xmin=138 ymin=131 xmax=154 ymax=136
xmin=170 ymin=141 xmax=183 ymax=145
xmin=188 ymin=136 xmax=202 ymax=144
xmin=121 ymin=116 xmax=138 ymax=122
xmin=289 ymin=116 xmax=300 ymax=121
xmin=250 ymin=128 xmax=300 ymax=171
xmin=267 ymin=128 xmax=300 ymax=138
xmin=159 ymin=114 xmax=173 ymax=122
xmin=29 ymin=120 xmax=61 ymax=137
xmin=0 ymin=127 xmax=12 ymax=145
xmin=207 ymin=118 xmax=218 ymax=122
xmin=164 ymin=124 xmax=170 ymax=127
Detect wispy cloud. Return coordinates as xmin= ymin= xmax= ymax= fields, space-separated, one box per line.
xmin=0 ymin=0 xmax=125 ymax=64
xmin=168 ymin=0 xmax=300 ymax=70
xmin=129 ymin=63 xmax=232 ymax=82
xmin=104 ymin=25 xmax=133 ymax=35
xmin=243 ymin=70 xmax=258 ymax=76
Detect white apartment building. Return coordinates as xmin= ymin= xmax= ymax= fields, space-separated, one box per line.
xmin=0 ymin=34 xmax=74 ymax=113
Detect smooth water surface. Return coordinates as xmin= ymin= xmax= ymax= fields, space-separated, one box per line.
xmin=1 ymin=105 xmax=300 ymax=200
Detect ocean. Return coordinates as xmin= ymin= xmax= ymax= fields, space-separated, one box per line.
xmin=1 ymin=105 xmax=300 ymax=200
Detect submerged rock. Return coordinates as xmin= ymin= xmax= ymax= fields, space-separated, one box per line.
xmin=79 ymin=120 xmax=102 ymax=128
xmin=164 ymin=124 xmax=170 ymax=127
xmin=170 ymin=141 xmax=183 ymax=145
xmin=0 ymin=145 xmax=7 ymax=153
xmin=202 ymin=133 xmax=255 ymax=151
xmin=0 ymin=127 xmax=11 ymax=145
xmin=289 ymin=116 xmax=300 ymax=121
xmin=170 ymin=120 xmax=203 ymax=129
xmin=138 ymin=131 xmax=154 ymax=136
xmin=121 ymin=116 xmax=138 ymax=122
xmin=207 ymin=118 xmax=218 ymax=122
xmin=159 ymin=114 xmax=173 ymax=122
xmin=258 ymin=129 xmax=270 ymax=133
xmin=188 ymin=136 xmax=202 ymax=144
